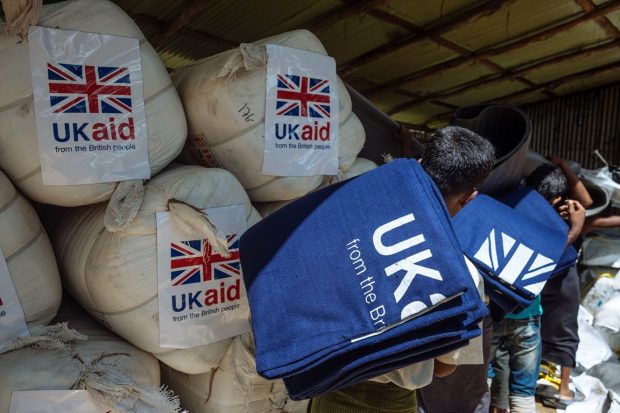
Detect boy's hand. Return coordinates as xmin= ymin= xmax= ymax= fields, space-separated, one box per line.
xmin=547 ymin=155 xmax=567 ymax=168
xmin=560 ymin=200 xmax=585 ymax=245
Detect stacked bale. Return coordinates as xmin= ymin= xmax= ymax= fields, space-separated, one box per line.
xmin=255 ymin=157 xmax=378 ymax=218
xmin=0 ymin=299 xmax=180 ymax=413
xmin=162 ymin=333 xmax=308 ymax=413
xmin=49 ymin=165 xmax=260 ymax=374
xmin=0 ymin=0 xmax=187 ymax=206
xmin=173 ymin=29 xmax=365 ymax=202
xmin=0 ymin=168 xmax=61 ymax=344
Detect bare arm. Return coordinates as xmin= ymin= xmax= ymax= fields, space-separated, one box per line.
xmin=548 ymin=156 xmax=593 ymax=208
xmin=433 ymin=359 xmax=457 ymax=377
xmin=582 ymin=214 xmax=620 ymax=236
xmin=559 ymin=200 xmax=586 ymax=246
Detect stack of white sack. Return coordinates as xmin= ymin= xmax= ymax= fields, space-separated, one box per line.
xmin=0 ymin=299 xmax=184 ymax=413
xmin=0 ymin=0 xmax=186 ymax=206
xmin=161 ymin=333 xmax=308 ymax=413
xmin=255 ymin=157 xmax=378 ymax=218
xmin=0 ymin=168 xmax=61 ymax=348
xmin=173 ymin=29 xmax=365 ymax=202
xmin=48 ymin=165 xmax=260 ymax=374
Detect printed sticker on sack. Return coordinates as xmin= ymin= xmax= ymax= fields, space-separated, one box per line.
xmin=28 ymin=26 xmax=149 ymax=186
xmin=156 ymin=204 xmax=250 ymax=348
xmin=9 ymin=390 xmax=106 ymax=413
xmin=263 ymin=44 xmax=339 ymax=177
xmin=0 ymin=245 xmax=30 ymax=350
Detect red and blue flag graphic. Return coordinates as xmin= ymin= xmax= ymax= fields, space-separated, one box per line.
xmin=47 ymin=63 xmax=132 ymax=114
xmin=276 ymin=74 xmax=330 ymax=118
xmin=170 ymin=235 xmax=241 ymax=286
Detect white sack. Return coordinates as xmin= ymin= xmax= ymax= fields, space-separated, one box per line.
xmin=0 ymin=168 xmax=61 ymax=340
xmin=255 ymin=157 xmax=377 ymax=218
xmin=49 ymin=165 xmax=261 ymax=374
xmin=161 ymin=333 xmax=308 ymax=413
xmin=173 ymin=29 xmax=365 ymax=202
xmin=0 ymin=0 xmax=186 ymax=206
xmin=0 ymin=299 xmax=180 ymax=413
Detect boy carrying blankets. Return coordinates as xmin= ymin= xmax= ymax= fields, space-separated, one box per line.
xmin=240 ymin=126 xmax=496 ymax=410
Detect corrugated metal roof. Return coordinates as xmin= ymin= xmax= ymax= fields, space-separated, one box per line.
xmin=103 ymin=0 xmax=620 ymax=129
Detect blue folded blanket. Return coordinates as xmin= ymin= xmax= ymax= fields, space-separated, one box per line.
xmin=453 ymin=193 xmax=567 ymax=309
xmin=495 ymin=187 xmax=576 ymax=276
xmin=240 ymin=158 xmax=485 ymax=393
xmin=280 ymin=288 xmax=486 ymax=398
xmin=284 ymin=306 xmax=483 ymax=399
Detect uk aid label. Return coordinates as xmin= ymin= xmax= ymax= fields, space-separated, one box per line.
xmin=263 ymin=44 xmax=339 ymax=177
xmin=28 ymin=26 xmax=149 ymax=185
xmin=156 ymin=204 xmax=250 ymax=348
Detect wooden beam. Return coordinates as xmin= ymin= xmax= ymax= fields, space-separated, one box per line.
xmin=150 ymin=0 xmax=211 ymax=48
xmin=308 ymin=0 xmax=389 ymax=33
xmin=365 ymin=6 xmax=557 ymax=99
xmin=502 ymin=59 xmax=620 ymax=102
xmin=361 ymin=0 xmax=620 ymax=99
xmin=129 ymin=11 xmax=237 ymax=50
xmin=385 ymin=38 xmax=620 ymax=115
xmin=338 ymin=0 xmax=518 ymax=76
xmin=574 ymin=0 xmax=620 ymax=39
xmin=422 ymin=59 xmax=620 ymax=126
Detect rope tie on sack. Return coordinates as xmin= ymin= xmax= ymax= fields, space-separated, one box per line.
xmin=72 ymin=353 xmax=187 ymax=413
xmin=1 ymin=0 xmax=41 ymax=38
xmin=324 ymin=169 xmax=347 ymax=186
xmin=382 ymin=153 xmax=396 ymax=164
xmin=104 ymin=180 xmax=145 ymax=232
xmin=168 ymin=199 xmax=230 ymax=257
xmin=0 ymin=322 xmax=86 ymax=354
xmin=217 ymin=43 xmax=266 ymax=78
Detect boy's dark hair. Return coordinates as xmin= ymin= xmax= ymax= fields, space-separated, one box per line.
xmin=524 ymin=163 xmax=569 ymax=201
xmin=420 ymin=126 xmax=495 ymax=197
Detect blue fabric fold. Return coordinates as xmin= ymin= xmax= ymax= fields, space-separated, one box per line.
xmin=240 ymin=158 xmax=485 ymax=396
xmin=453 ymin=193 xmax=567 ymax=310
xmin=494 ymin=187 xmax=576 ymax=277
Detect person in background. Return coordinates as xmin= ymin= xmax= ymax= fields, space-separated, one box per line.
xmin=533 ymin=160 xmax=588 ymax=410
xmin=309 ymin=126 xmax=496 ymax=413
xmin=542 ymin=158 xmax=591 ymax=409
xmin=489 ymin=161 xmax=586 ymax=413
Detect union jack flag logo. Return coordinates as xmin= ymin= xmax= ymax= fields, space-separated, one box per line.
xmin=47 ymin=63 xmax=132 ymax=114
xmin=170 ymin=235 xmax=241 ymax=286
xmin=276 ymin=74 xmax=330 ymax=118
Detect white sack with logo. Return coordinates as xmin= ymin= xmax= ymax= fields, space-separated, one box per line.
xmin=161 ymin=333 xmax=308 ymax=413
xmin=0 ymin=299 xmax=183 ymax=413
xmin=48 ymin=165 xmax=261 ymax=374
xmin=255 ymin=157 xmax=377 ymax=218
xmin=0 ymin=169 xmax=61 ymax=350
xmin=173 ymin=29 xmax=365 ymax=202
xmin=0 ymin=0 xmax=186 ymax=206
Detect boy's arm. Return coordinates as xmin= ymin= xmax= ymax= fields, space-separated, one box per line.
xmin=433 ymin=358 xmax=457 ymax=377
xmin=559 ymin=200 xmax=586 ymax=246
xmin=548 ymin=156 xmax=593 ymax=208
xmin=583 ymin=214 xmax=620 ymax=236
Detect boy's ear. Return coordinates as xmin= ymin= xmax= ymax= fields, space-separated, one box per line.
xmin=459 ymin=190 xmax=478 ymax=208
